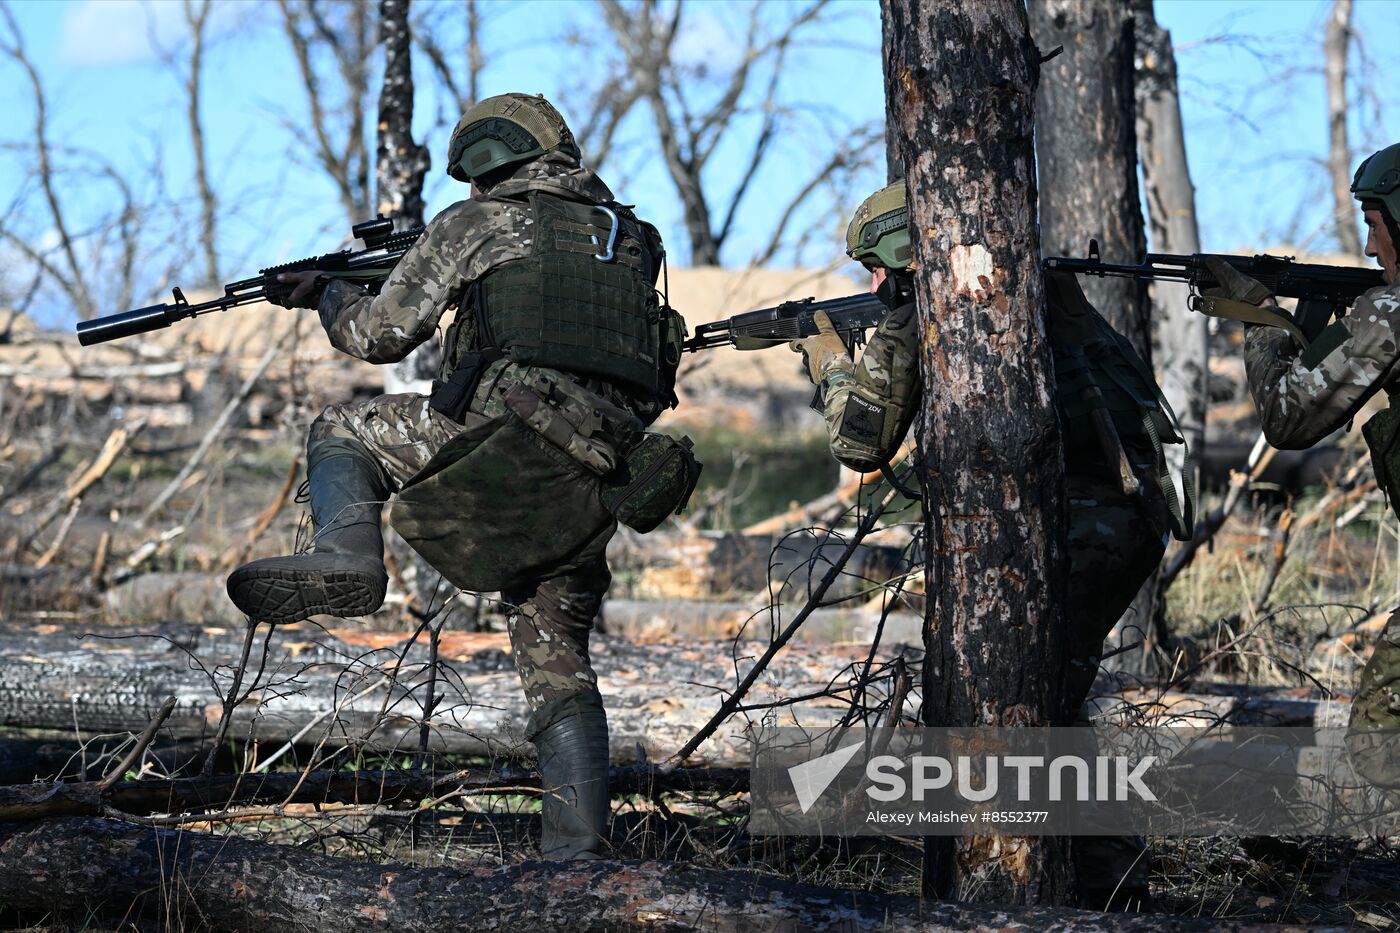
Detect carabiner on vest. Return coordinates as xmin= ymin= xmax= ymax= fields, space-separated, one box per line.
xmin=591 ymin=204 xmax=619 ymax=263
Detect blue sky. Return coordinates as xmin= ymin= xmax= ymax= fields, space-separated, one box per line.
xmin=1 ymin=0 xmax=1396 ymax=327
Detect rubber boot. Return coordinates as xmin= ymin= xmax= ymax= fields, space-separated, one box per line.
xmin=529 ymin=696 xmax=610 ymax=860
xmin=226 ymin=453 xmax=389 ymax=625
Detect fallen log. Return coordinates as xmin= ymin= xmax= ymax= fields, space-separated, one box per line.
xmin=0 ymin=817 xmax=1321 ymax=932
xmin=0 ymin=764 xmax=752 ymax=822
xmin=0 ymin=622 xmax=910 ymax=767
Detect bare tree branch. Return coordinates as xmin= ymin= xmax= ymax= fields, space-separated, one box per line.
xmin=0 ymin=3 xmax=95 ymax=319
xmin=277 ymin=0 xmax=375 ymax=227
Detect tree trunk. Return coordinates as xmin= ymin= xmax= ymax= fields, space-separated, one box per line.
xmin=376 ymin=0 xmax=430 ymax=230
xmin=1031 ymin=0 xmax=1165 ymax=683
xmin=183 ymin=0 xmax=219 ymax=286
xmin=1030 ymin=0 xmax=1150 ymax=357
xmin=1325 ymin=0 xmax=1360 ymax=255
xmin=375 ymin=0 xmax=442 ymax=615
xmin=1123 ymin=0 xmax=1208 ymax=679
xmin=882 ymin=0 xmax=1072 ymax=905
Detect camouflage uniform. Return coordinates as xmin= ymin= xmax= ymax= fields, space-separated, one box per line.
xmin=310 ymin=151 xmax=655 ymax=716
xmin=1243 ymin=283 xmax=1400 ymax=784
xmin=814 ymin=298 xmax=1170 ymax=713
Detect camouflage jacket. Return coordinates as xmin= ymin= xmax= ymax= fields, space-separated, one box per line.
xmin=316 ymin=151 xmax=621 ymax=365
xmin=1244 ymin=284 xmax=1400 ymax=449
xmin=814 ymin=299 xmax=920 ymax=472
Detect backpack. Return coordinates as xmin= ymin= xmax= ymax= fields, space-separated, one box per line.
xmin=1045 ymin=270 xmax=1196 ymax=541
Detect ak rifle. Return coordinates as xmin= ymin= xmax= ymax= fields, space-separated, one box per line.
xmin=77 ymin=216 xmax=423 ymax=347
xmin=683 ymin=292 xmax=887 ymax=354
xmin=1043 ymin=249 xmax=1384 ymax=345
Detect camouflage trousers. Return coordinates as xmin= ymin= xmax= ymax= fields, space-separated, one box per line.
xmin=1347 ymin=607 xmax=1400 ymax=787
xmin=309 ymin=380 xmax=616 ymax=716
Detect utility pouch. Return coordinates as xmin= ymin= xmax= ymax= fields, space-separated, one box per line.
xmin=1363 ymin=393 xmax=1400 ymax=512
xmin=429 ymin=349 xmax=505 ymax=422
xmin=600 ymin=432 xmax=703 ymax=533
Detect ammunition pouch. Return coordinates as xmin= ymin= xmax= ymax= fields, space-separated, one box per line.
xmin=600 ymin=433 xmax=702 ymax=533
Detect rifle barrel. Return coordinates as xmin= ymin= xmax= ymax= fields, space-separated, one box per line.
xmin=77 ymin=303 xmax=185 ymax=347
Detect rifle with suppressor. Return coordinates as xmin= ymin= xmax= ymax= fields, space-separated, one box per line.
xmin=76 ymin=216 xmax=423 ymax=347
xmin=1042 ymin=247 xmax=1385 ymax=346
xmin=682 ymin=292 xmax=887 ymax=354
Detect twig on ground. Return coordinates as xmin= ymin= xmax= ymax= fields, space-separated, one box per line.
xmin=98 ymin=696 xmax=177 ymax=790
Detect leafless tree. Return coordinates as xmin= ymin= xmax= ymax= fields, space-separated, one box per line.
xmin=146 ymin=0 xmax=222 ymax=287
xmin=592 ymin=0 xmax=874 ymax=267
xmin=884 ymin=0 xmax=1073 ymax=904
xmin=1030 ymin=0 xmax=1150 ymax=355
xmin=1030 ymin=0 xmax=1157 ymax=677
xmin=1325 ymin=0 xmax=1361 ymax=255
xmin=413 ymin=0 xmax=487 ymax=118
xmin=183 ymin=0 xmax=219 ymax=286
xmin=1119 ymin=0 xmax=1210 ymax=677
xmin=0 ymin=4 xmax=96 ymax=321
xmin=376 ymin=0 xmax=430 ymax=230
xmin=277 ymin=0 xmax=376 ymax=228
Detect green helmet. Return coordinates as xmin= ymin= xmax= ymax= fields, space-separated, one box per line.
xmin=1351 ymin=142 xmax=1400 ymax=222
xmin=446 ymin=93 xmax=579 ymax=183
xmin=845 ymin=181 xmax=912 ymax=271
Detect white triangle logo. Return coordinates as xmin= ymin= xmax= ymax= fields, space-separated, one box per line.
xmin=788 ymin=740 xmax=865 ymax=813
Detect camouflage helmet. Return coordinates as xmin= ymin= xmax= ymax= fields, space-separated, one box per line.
xmin=845 ymin=181 xmax=912 ymax=271
xmin=447 ymin=93 xmax=579 ymax=183
xmin=1351 ymin=142 xmax=1400 ymax=223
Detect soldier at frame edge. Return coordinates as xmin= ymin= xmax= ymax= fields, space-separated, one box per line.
xmin=791 ymin=180 xmax=1194 ymax=908
xmin=1212 ymin=142 xmax=1400 ymax=789
xmin=227 ymin=93 xmax=689 ymax=860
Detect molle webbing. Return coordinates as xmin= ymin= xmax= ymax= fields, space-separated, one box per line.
xmin=476 ymin=193 xmax=664 ymax=398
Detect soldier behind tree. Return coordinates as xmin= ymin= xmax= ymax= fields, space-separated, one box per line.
xmin=791 ymin=181 xmax=1192 ymax=907
xmin=228 ymin=93 xmax=686 ymax=859
xmin=1216 ymin=142 xmax=1400 ymax=789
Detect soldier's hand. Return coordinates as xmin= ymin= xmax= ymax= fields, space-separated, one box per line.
xmin=265 ymin=270 xmax=328 ymax=310
xmin=1202 ymin=257 xmax=1275 ymax=307
xmin=788 ymin=311 xmax=849 ymax=384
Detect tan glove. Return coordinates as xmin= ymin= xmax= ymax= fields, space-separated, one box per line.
xmin=789 ymin=311 xmax=849 ymax=384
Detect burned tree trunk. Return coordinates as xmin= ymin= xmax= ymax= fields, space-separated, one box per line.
xmin=376 ymin=0 xmax=430 ymax=230
xmin=882 ymin=0 xmax=1072 ymax=906
xmin=1325 ymin=0 xmax=1361 ymax=255
xmin=375 ymin=0 xmax=442 ymax=614
xmin=1125 ymin=0 xmax=1208 ymax=677
xmin=378 ymin=0 xmax=435 ymax=397
xmin=1031 ymin=0 xmax=1164 ymax=681
xmin=1029 ymin=0 xmax=1150 ymax=356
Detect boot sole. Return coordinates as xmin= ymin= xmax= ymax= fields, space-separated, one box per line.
xmin=227 ymin=566 xmax=387 ymax=625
